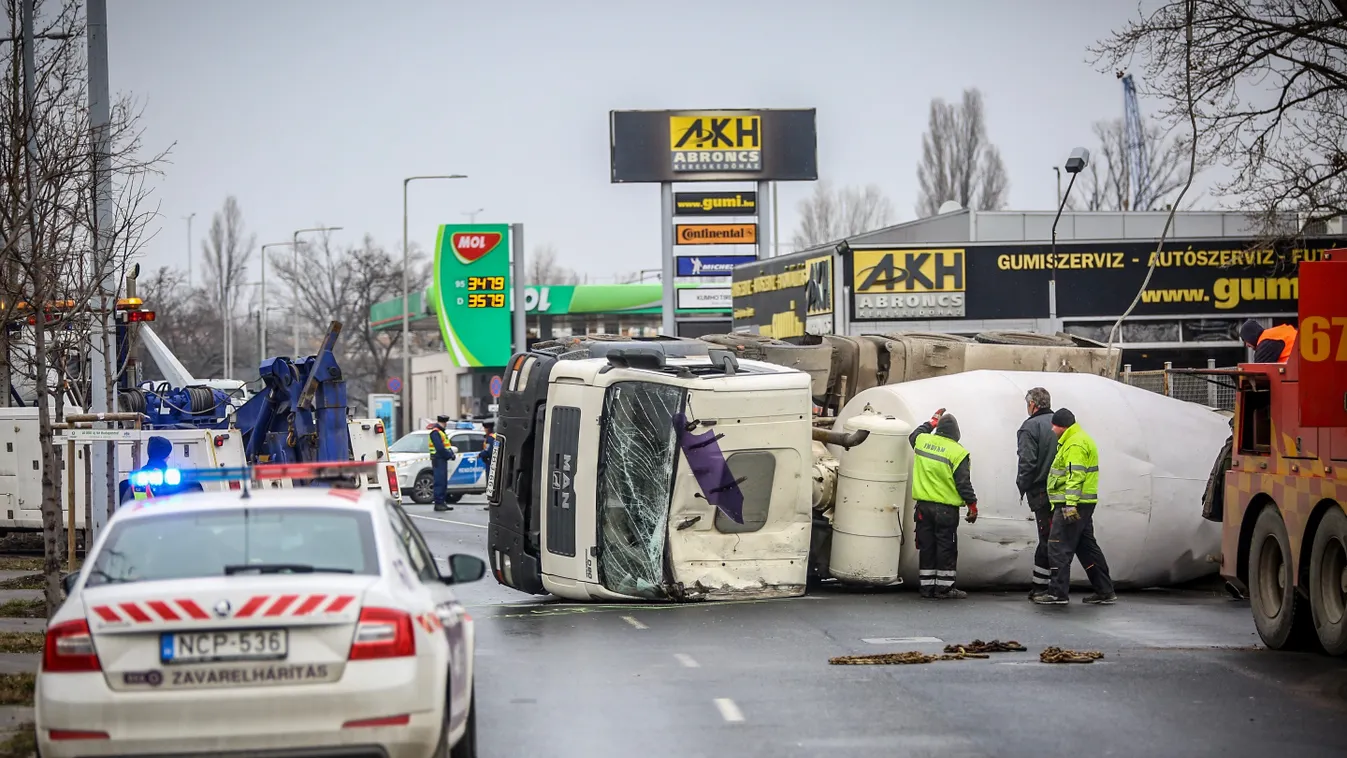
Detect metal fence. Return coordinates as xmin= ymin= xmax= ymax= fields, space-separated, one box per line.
xmin=1118 ymin=360 xmax=1237 ymax=411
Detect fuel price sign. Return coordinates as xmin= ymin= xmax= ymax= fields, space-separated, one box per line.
xmin=433 ymin=224 xmax=513 ymax=367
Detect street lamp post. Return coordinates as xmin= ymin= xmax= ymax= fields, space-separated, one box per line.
xmin=1050 ymin=148 xmax=1090 ymax=335
xmin=291 ymin=226 xmax=343 ymax=357
xmin=402 ymin=174 xmax=467 ymax=434
xmin=462 ymin=208 xmax=485 ymax=224
xmin=184 ymin=213 xmax=196 ymax=287
xmin=259 ymin=242 xmax=293 ymax=360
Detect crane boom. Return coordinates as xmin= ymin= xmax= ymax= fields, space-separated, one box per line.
xmin=1120 ymin=72 xmax=1151 ymax=211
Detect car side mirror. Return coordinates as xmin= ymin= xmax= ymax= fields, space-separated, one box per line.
xmin=61 ymin=572 xmax=78 ymax=595
xmin=443 ymin=554 xmax=487 ymax=585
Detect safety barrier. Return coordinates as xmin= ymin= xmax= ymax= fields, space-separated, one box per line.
xmin=1119 ymin=360 xmax=1237 ymax=411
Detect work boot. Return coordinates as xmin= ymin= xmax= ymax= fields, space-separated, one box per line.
xmin=919 ymin=588 xmax=936 ymax=599
xmin=934 ymin=588 xmax=968 ymax=600
xmin=1082 ymin=593 xmax=1118 ymax=605
xmin=434 ymin=504 xmax=453 ymax=512
xmin=1028 ymin=587 xmax=1046 ymax=601
xmin=1032 ymin=593 xmax=1068 ymax=605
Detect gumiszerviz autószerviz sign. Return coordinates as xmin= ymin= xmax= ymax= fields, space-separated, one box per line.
xmin=433 ymin=224 xmax=513 ymax=368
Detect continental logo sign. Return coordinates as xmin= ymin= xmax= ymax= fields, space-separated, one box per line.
xmin=676 ymin=223 xmax=757 ymax=245
xmin=853 ymin=249 xmax=966 ymax=320
xmin=670 ymin=115 xmax=762 ymax=173
xmin=1141 ymin=276 xmax=1298 ymax=310
xmin=674 ymin=191 xmax=757 ymax=216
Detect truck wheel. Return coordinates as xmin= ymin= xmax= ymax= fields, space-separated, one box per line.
xmin=1248 ymin=505 xmax=1318 ymax=650
xmin=1309 ymin=506 xmax=1347 ymax=656
xmin=412 ymin=472 xmax=435 ymax=504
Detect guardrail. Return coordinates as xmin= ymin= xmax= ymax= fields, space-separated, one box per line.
xmin=1119 ymin=360 xmax=1237 ymax=411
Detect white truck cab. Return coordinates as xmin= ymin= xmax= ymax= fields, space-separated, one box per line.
xmin=488 ymin=343 xmax=813 ymax=602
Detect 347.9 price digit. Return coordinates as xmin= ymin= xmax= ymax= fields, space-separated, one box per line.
xmin=1299 ymin=316 xmax=1347 ymax=362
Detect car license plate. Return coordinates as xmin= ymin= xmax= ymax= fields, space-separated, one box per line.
xmin=160 ymin=629 xmax=288 ymax=664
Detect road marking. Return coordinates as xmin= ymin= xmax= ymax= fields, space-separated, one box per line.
xmin=407 ymin=513 xmax=487 ymax=530
xmin=863 ymin=636 xmax=943 ymax=645
xmin=674 ymin=653 xmax=700 ymax=668
xmin=715 ymin=698 xmax=745 ymax=722
xmin=621 ymin=615 xmax=648 ymax=630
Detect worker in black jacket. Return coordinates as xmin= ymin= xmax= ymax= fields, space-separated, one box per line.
xmin=909 ymin=409 xmax=978 ymax=599
xmin=1016 ymin=387 xmax=1058 ymax=599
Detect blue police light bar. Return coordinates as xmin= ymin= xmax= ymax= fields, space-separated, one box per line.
xmin=132 ymin=462 xmax=377 ymax=487
xmin=455 ymin=421 xmax=476 ymax=429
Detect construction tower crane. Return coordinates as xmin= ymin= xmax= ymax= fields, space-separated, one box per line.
xmin=1117 ymin=70 xmax=1150 ymax=211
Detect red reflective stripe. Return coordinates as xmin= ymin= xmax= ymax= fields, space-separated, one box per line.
xmin=324 ymin=595 xmax=354 ymax=613
xmin=292 ymin=595 xmax=326 ymax=616
xmin=119 ymin=603 xmax=151 ymax=623
xmin=176 ymin=599 xmax=209 ymax=620
xmin=92 ymin=606 xmax=121 ymax=623
xmin=235 ymin=596 xmax=269 ymax=618
xmin=327 ymin=489 xmax=362 ymax=502
xmin=146 ymin=601 xmax=180 ymax=621
xmin=265 ymin=595 xmax=299 ymax=617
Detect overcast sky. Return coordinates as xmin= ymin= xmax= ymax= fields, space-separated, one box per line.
xmin=108 ymin=0 xmax=1171 ymax=286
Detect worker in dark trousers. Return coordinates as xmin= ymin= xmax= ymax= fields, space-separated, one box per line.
xmin=1016 ymin=387 xmax=1058 ymax=599
xmin=1034 ymin=408 xmax=1117 ymax=605
xmin=429 ymin=416 xmax=456 ymax=512
xmin=909 ymin=408 xmax=978 ymax=600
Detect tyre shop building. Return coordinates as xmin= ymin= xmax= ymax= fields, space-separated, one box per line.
xmin=731 ymin=209 xmax=1341 ymax=369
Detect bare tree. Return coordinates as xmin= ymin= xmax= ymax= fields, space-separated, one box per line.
xmin=528 ymin=243 xmax=580 ymax=285
xmin=1092 ymin=0 xmax=1347 ymax=229
xmin=270 ymin=232 xmax=423 ymax=404
xmin=1 ymin=0 xmax=168 ymax=614
xmin=135 ymin=267 xmax=224 ymax=381
xmin=200 ymin=195 xmax=255 ymax=378
xmin=1074 ymin=118 xmax=1196 ymax=211
xmin=791 ymin=180 xmax=896 ymax=250
xmin=916 ymin=88 xmax=1009 ymax=217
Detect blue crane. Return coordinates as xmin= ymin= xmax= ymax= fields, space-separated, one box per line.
xmin=1118 ymin=70 xmax=1151 ymax=211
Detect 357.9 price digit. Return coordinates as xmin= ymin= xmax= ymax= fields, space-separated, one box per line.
xmin=1299 ymin=316 xmax=1347 ymax=362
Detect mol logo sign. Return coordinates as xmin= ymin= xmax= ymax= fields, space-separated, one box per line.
xmin=852 ymin=249 xmax=967 ymax=320
xmin=449 ymin=231 xmax=504 ymax=264
xmin=669 ymin=114 xmax=762 ymax=173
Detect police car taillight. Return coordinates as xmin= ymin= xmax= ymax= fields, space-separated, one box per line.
xmin=348 ymin=607 xmax=415 ymax=660
xmin=43 ymin=619 xmax=101 ymax=673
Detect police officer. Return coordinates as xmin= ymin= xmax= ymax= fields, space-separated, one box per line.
xmin=909 ymin=408 xmax=978 ymax=600
xmin=429 ymin=416 xmax=456 ymax=511
xmin=1034 ymin=408 xmax=1117 ymax=605
xmin=1016 ymin=387 xmax=1058 ymax=599
xmin=118 ymin=436 xmax=202 ymax=504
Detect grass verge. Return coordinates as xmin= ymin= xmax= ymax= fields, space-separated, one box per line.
xmin=0 ymin=601 xmax=44 ymax=620
xmin=0 ymin=724 xmax=35 ymax=758
xmin=0 ymin=674 xmax=34 ymax=706
xmin=0 ymin=576 xmax=41 ymax=592
xmin=0 ymin=634 xmax=43 ymax=655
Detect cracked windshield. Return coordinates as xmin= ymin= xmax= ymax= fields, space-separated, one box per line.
xmin=3 ymin=1 xmax=1345 ymax=757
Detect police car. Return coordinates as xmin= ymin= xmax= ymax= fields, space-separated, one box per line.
xmin=37 ymin=461 xmax=483 ymax=758
xmin=388 ymin=423 xmax=489 ymax=505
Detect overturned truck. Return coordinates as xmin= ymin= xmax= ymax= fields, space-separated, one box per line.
xmin=485 ymin=332 xmax=1230 ymax=601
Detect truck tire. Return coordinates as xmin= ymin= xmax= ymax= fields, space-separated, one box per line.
xmin=1308 ymin=505 xmax=1347 ymax=656
xmin=1248 ymin=505 xmax=1319 ymax=650
xmin=973 ymin=331 xmax=1075 ymax=347
xmin=412 ymin=471 xmax=435 ymax=504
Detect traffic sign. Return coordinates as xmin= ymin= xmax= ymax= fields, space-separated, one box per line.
xmin=387 ymin=377 xmax=402 ymax=393
xmin=489 ymin=375 xmax=503 ymax=398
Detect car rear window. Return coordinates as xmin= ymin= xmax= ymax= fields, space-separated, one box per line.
xmin=84 ymin=507 xmax=379 ymax=587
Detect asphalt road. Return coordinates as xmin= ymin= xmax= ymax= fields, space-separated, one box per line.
xmin=407 ymin=497 xmax=1347 ymax=758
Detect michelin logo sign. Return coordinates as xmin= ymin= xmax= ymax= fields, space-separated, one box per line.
xmin=676 ymin=255 xmax=757 ymax=277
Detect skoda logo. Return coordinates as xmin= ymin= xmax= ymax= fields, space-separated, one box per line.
xmin=213 ymin=600 xmax=232 ymax=618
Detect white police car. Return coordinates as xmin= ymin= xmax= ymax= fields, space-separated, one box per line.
xmin=388 ymin=424 xmax=489 ymax=505
xmin=37 ymin=461 xmax=483 ymax=758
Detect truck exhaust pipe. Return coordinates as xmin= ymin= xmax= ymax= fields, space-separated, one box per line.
xmin=811 ymin=426 xmax=870 ymax=449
